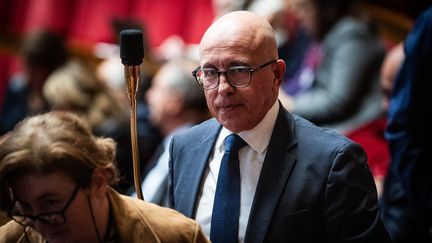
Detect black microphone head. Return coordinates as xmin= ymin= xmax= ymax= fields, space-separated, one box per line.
xmin=120 ymin=29 xmax=144 ymax=66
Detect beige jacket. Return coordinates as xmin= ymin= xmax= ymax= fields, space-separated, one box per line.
xmin=0 ymin=187 xmax=209 ymax=243
xmin=0 ymin=212 xmax=9 ymax=227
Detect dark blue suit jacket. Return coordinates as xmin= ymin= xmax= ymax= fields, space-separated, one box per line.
xmin=169 ymin=105 xmax=390 ymax=242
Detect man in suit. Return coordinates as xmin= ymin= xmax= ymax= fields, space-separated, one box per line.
xmin=169 ymin=11 xmax=390 ymax=242
xmin=131 ymin=58 xmax=208 ymax=205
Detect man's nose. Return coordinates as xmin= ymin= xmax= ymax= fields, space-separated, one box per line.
xmin=218 ymin=73 xmax=234 ymax=92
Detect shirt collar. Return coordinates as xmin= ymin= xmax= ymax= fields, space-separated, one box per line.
xmin=217 ymin=101 xmax=279 ymax=153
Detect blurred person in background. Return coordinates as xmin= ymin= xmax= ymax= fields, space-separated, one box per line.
xmin=279 ymin=0 xmax=385 ymax=135
xmin=0 ymin=111 xmax=209 ymax=242
xmin=349 ymin=42 xmax=405 ymax=197
xmin=345 ymin=42 xmax=405 ymax=198
xmin=276 ymin=0 xmax=323 ymax=97
xmin=130 ymin=58 xmax=209 ymax=205
xmin=0 ymin=29 xmax=68 ymax=136
xmin=278 ymin=0 xmax=389 ymax=190
xmin=379 ymin=42 xmax=404 ymax=112
xmin=42 ymin=59 xmax=133 ymax=194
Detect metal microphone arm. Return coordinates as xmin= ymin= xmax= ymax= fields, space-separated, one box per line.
xmin=120 ymin=29 xmax=144 ymax=200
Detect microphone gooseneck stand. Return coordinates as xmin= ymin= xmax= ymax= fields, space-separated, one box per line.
xmin=120 ymin=29 xmax=144 ymax=200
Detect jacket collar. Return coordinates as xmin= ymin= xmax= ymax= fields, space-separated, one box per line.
xmin=107 ymin=188 xmax=160 ymax=242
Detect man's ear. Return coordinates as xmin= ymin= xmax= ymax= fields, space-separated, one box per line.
xmin=273 ymin=59 xmax=286 ymax=86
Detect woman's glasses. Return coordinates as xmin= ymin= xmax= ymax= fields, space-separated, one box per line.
xmin=8 ymin=184 xmax=81 ymax=226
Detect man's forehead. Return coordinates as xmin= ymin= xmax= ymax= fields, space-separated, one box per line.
xmin=201 ymin=17 xmax=272 ymax=53
xmin=199 ymin=44 xmax=259 ymax=66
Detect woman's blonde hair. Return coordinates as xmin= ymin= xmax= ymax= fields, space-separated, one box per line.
xmin=0 ymin=111 xmax=119 ymax=211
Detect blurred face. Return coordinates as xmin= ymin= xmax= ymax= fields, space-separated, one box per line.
xmin=146 ymin=72 xmax=175 ymax=128
xmin=9 ymin=172 xmax=100 ymax=243
xmin=291 ymin=0 xmax=318 ymax=36
xmin=199 ymin=22 xmax=284 ymax=132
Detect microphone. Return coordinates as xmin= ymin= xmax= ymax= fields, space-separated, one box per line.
xmin=120 ymin=29 xmax=144 ymax=200
xmin=120 ymin=29 xmax=144 ymax=102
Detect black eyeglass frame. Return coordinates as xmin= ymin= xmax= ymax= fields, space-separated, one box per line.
xmin=192 ymin=59 xmax=277 ymax=90
xmin=8 ymin=184 xmax=81 ymax=226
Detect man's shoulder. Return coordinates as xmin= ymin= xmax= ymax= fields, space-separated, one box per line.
xmin=292 ymin=114 xmax=357 ymax=148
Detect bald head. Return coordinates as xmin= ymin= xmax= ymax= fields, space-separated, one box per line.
xmin=200 ymin=11 xmax=278 ymax=61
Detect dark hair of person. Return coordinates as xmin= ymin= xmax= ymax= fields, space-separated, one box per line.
xmin=20 ymin=29 xmax=69 ymax=72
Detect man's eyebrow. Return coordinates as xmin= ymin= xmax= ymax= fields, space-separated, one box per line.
xmin=201 ymin=61 xmax=250 ymax=69
xmin=229 ymin=61 xmax=249 ymax=67
xmin=201 ymin=65 xmax=215 ymax=69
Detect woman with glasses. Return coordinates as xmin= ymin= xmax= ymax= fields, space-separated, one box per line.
xmin=0 ymin=111 xmax=208 ymax=243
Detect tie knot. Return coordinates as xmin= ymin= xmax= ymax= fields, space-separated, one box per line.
xmin=225 ymin=134 xmax=247 ymax=153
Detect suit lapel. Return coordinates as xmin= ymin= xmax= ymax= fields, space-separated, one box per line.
xmin=174 ymin=119 xmax=221 ymax=217
xmin=245 ymin=106 xmax=297 ymax=243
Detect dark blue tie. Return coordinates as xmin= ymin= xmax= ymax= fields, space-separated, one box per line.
xmin=210 ymin=134 xmax=247 ymax=243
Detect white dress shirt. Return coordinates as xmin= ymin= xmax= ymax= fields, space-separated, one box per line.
xmin=195 ymin=101 xmax=279 ymax=242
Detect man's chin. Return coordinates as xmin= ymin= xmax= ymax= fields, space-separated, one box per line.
xmin=219 ymin=120 xmax=244 ymax=133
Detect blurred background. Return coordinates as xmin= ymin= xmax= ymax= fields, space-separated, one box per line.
xmin=0 ymin=0 xmax=430 ymax=101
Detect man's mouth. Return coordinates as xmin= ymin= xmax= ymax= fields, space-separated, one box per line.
xmin=218 ymin=103 xmax=241 ymax=111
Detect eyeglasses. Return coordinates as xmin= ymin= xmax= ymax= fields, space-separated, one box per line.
xmin=192 ymin=60 xmax=277 ymax=90
xmin=8 ymin=184 xmax=81 ymax=226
